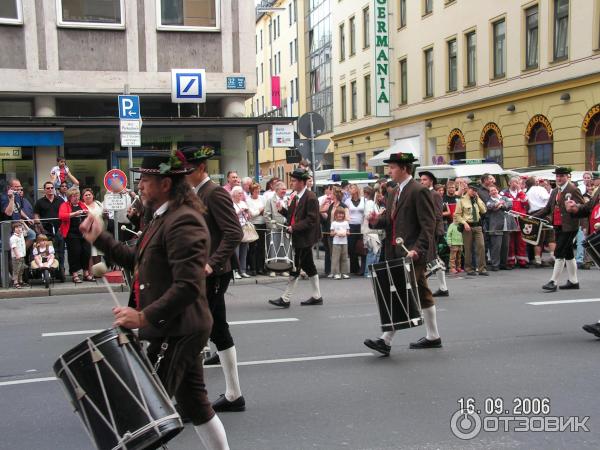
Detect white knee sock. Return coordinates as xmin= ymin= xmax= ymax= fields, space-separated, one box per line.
xmin=565 ymin=259 xmax=578 ymax=283
xmin=423 ymin=306 xmax=440 ymax=340
xmin=550 ymin=258 xmax=565 ymax=283
xmin=380 ymin=330 xmax=395 ymax=345
xmin=437 ymin=270 xmax=448 ymax=291
xmin=194 ymin=415 xmax=230 ymax=450
xmin=217 ymin=347 xmax=242 ymax=401
xmin=309 ymin=275 xmax=321 ymax=299
xmin=281 ymin=276 xmax=299 ymax=302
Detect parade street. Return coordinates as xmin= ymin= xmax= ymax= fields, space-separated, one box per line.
xmin=1 ymin=269 xmax=599 ymax=450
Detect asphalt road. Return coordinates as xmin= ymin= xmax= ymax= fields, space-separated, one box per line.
xmin=1 ymin=268 xmax=599 ymax=449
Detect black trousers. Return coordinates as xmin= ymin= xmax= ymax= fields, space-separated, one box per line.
xmin=206 ymin=273 xmax=235 ymax=351
xmin=247 ymin=227 xmax=267 ymax=273
xmin=347 ymin=224 xmax=365 ymax=274
xmin=65 ymin=235 xmax=91 ymax=274
xmin=554 ymin=229 xmax=577 ymax=260
xmin=291 ymin=246 xmax=317 ymax=278
xmin=147 ymin=333 xmax=214 ymax=426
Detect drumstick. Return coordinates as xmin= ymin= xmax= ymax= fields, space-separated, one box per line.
xmin=120 ymin=224 xmax=142 ymax=237
xmin=394 ymin=237 xmax=411 ymax=255
xmin=92 ymin=262 xmax=122 ymax=309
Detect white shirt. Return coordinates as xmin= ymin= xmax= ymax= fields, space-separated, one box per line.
xmin=295 ymin=187 xmax=307 ymax=201
xmin=246 ymin=196 xmax=266 ymax=224
xmin=397 ymin=176 xmax=412 ymax=200
xmin=10 ymin=233 xmax=26 ymax=259
xmin=194 ymin=176 xmax=212 ymax=194
xmin=345 ymin=197 xmax=365 ymax=225
xmin=330 ymin=220 xmax=350 ymax=245
xmin=154 ymin=201 xmax=169 ymax=218
xmin=526 ymin=185 xmax=550 ymax=212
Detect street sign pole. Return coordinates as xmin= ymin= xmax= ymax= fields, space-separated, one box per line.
xmin=124 ymin=85 xmax=134 ymax=192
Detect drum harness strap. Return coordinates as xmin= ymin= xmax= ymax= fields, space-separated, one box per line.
xmin=153 ymin=340 xmax=169 ymax=375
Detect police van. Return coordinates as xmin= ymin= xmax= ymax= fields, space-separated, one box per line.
xmin=415 ymin=159 xmax=512 ymax=188
xmin=313 ymin=169 xmax=378 ymax=196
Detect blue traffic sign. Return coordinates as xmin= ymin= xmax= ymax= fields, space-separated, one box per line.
xmin=118 ymin=95 xmax=141 ymax=119
xmin=226 ymin=77 xmax=246 ymax=90
xmin=171 ymin=69 xmax=206 ymax=103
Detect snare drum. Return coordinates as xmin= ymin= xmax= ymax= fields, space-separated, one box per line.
xmin=265 ymin=227 xmax=294 ymax=272
xmin=583 ymin=231 xmax=600 ymax=268
xmin=53 ymin=328 xmax=182 ymax=450
xmin=369 ymin=258 xmax=423 ymax=332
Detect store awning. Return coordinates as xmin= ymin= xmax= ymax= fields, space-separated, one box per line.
xmin=368 ymin=136 xmax=421 ymax=167
xmin=0 ymin=130 xmax=64 ymax=146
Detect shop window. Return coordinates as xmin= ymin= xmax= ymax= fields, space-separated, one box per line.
xmin=449 ymin=133 xmax=466 ymax=160
xmin=157 ymin=0 xmax=219 ymax=31
xmin=483 ymin=129 xmax=503 ymax=166
xmin=525 ymin=5 xmax=539 ymax=69
xmin=0 ymin=0 xmax=22 ymax=24
xmin=0 ymin=148 xmax=34 ymax=204
xmin=58 ymin=0 xmax=124 ymax=28
xmin=0 ymin=100 xmax=32 ymax=116
xmin=585 ymin=113 xmax=600 ymax=171
xmin=528 ymin=123 xmax=553 ymax=166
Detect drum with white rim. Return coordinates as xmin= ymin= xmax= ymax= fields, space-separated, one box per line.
xmin=53 ymin=328 xmax=182 ymax=450
xmin=265 ymin=226 xmax=294 ymax=272
xmin=369 ymin=258 xmax=423 ymax=332
xmin=583 ymin=230 xmax=600 ymax=268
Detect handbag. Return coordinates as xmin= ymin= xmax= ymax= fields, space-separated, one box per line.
xmin=355 ymin=238 xmax=368 ymax=256
xmin=241 ymin=222 xmax=259 ymax=243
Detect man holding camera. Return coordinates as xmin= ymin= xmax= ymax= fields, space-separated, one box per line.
xmin=1 ymin=179 xmax=36 ymax=246
xmin=454 ymin=182 xmax=488 ymax=276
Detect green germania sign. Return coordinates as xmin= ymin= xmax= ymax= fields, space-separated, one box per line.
xmin=374 ymin=0 xmax=390 ymax=116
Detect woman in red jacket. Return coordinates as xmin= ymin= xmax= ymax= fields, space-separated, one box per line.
xmin=59 ymin=187 xmax=92 ymax=283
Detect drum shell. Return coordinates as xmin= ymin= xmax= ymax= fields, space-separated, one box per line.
xmin=53 ymin=328 xmax=182 ymax=450
xmin=583 ymin=231 xmax=600 ymax=268
xmin=265 ymin=228 xmax=293 ymax=272
xmin=370 ymin=258 xmax=423 ymax=332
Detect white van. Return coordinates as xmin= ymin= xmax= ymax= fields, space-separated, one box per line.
xmin=415 ymin=159 xmax=512 ymax=189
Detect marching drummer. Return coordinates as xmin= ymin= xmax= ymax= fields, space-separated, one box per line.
xmin=80 ymin=152 xmax=231 ymax=449
xmin=364 ymin=152 xmax=442 ymax=356
xmin=268 ymin=168 xmax=323 ymax=308
xmin=182 ymin=146 xmax=246 ymax=413
xmin=566 ymin=181 xmax=600 ymax=338
xmin=533 ymin=167 xmax=584 ymax=292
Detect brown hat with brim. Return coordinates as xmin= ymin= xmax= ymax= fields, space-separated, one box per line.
xmin=290 ymin=168 xmax=311 ymax=181
xmin=552 ymin=167 xmax=572 ymax=175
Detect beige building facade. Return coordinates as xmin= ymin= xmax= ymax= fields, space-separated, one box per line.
xmin=332 ymin=0 xmax=600 ymax=173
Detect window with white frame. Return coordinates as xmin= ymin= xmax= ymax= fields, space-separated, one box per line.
xmin=342 ymin=155 xmax=350 ymax=169
xmin=493 ymin=19 xmax=506 ymax=78
xmin=362 ymin=7 xmax=370 ymax=49
xmin=553 ymin=0 xmax=569 ymax=60
xmin=0 ymin=0 xmax=23 ymax=25
xmin=58 ymin=0 xmax=124 ymax=28
xmin=525 ymin=5 xmax=538 ymax=69
xmin=351 ymin=80 xmax=357 ymax=119
xmin=447 ymin=39 xmax=457 ymax=92
xmin=157 ymin=0 xmax=219 ymax=31
xmin=349 ymin=16 xmax=356 ymax=56
xmin=466 ymin=31 xmax=476 ymax=86
xmin=424 ymin=47 xmax=434 ymax=97
xmin=364 ymin=74 xmax=371 ymax=116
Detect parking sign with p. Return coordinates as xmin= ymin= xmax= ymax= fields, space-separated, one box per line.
xmin=118 ymin=95 xmax=141 ymax=120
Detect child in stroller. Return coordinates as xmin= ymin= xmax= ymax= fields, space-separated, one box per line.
xmin=30 ymin=234 xmax=59 ymax=288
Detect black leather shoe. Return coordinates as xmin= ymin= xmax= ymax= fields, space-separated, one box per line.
xmin=268 ymin=298 xmax=290 ymax=308
xmin=466 ymin=271 xmax=477 ymax=276
xmin=478 ymin=271 xmax=489 ymax=276
xmin=432 ymin=289 xmax=449 ymax=297
xmin=203 ymin=353 xmax=220 ymax=365
xmin=301 ymin=297 xmax=323 ymax=305
xmin=542 ymin=281 xmax=557 ymax=292
xmin=363 ymin=338 xmax=391 ymax=356
xmin=559 ymin=280 xmax=580 ymax=290
xmin=212 ymin=394 xmax=246 ymax=412
xmin=582 ymin=323 xmax=600 ymax=338
xmin=409 ymin=337 xmax=442 ymax=349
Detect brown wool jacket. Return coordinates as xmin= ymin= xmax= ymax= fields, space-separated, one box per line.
xmin=95 ymin=204 xmax=213 ymax=340
xmin=287 ymin=189 xmax=321 ymax=248
xmin=533 ymin=182 xmax=584 ymax=232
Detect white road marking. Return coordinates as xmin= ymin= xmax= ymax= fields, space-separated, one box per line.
xmin=41 ymin=318 xmax=300 ymax=337
xmin=0 ymin=352 xmax=372 ymax=387
xmin=527 ymin=298 xmax=600 ymax=306
xmin=0 ymin=377 xmax=57 ymax=387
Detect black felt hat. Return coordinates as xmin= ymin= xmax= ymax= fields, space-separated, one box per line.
xmin=552 ymin=167 xmax=572 ymax=175
xmin=130 ymin=151 xmax=194 ymax=176
xmin=180 ymin=145 xmax=215 ymax=164
xmin=290 ymin=168 xmax=311 ymax=181
xmin=418 ymin=170 xmax=437 ymax=184
xmin=382 ymin=152 xmax=418 ymax=165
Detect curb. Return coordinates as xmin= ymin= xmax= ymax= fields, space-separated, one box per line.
xmin=0 ymin=284 xmax=128 ymax=300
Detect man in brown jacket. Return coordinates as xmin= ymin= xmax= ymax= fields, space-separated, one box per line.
xmin=269 ymin=168 xmax=323 ymax=308
xmin=182 ymin=146 xmax=246 ymax=413
xmin=534 ymin=167 xmax=584 ymax=292
xmin=363 ymin=152 xmax=442 ymax=356
xmin=80 ymin=153 xmax=230 ymax=449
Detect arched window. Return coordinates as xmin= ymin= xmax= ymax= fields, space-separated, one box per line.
xmin=528 ymin=122 xmax=553 ymax=166
xmin=481 ymin=123 xmax=503 ymax=166
xmin=585 ymin=112 xmax=600 ymax=171
xmin=448 ymin=129 xmax=466 ymax=160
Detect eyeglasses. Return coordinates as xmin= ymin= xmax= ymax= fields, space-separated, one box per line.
xmin=45 ymin=186 xmax=54 ymax=190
